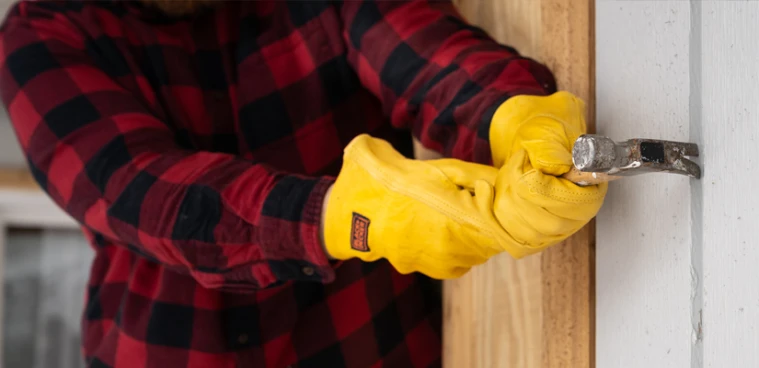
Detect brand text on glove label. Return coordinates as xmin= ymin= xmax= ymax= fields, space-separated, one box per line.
xmin=351 ymin=213 xmax=370 ymax=252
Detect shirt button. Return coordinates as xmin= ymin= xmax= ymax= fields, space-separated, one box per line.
xmin=302 ymin=266 xmax=315 ymax=276
xmin=238 ymin=333 xmax=249 ymax=344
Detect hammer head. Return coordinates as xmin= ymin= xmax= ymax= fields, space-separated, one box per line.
xmin=572 ymin=134 xmax=701 ymax=179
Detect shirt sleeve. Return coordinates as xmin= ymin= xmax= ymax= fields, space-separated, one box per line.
xmin=337 ymin=0 xmax=558 ymax=164
xmin=0 ymin=2 xmax=335 ymax=292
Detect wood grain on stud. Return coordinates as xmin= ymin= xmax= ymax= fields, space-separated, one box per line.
xmin=437 ymin=0 xmax=596 ymax=367
xmin=441 ymin=1 xmax=544 ymax=366
xmin=539 ymin=0 xmax=595 ymax=365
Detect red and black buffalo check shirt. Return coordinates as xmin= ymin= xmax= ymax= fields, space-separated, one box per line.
xmin=0 ymin=0 xmax=555 ymax=366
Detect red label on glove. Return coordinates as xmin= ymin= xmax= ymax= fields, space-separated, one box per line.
xmin=351 ymin=213 xmax=370 ymax=252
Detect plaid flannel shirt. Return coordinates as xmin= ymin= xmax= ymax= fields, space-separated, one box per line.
xmin=0 ymin=0 xmax=556 ymax=367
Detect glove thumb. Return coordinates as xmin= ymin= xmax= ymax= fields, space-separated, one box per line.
xmin=517 ymin=118 xmax=578 ymax=176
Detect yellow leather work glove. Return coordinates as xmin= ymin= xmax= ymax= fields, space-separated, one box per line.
xmin=487 ymin=91 xmax=608 ymax=258
xmin=491 ymin=149 xmax=607 ymax=258
xmin=323 ymin=134 xmax=510 ymax=279
xmin=490 ymin=91 xmax=586 ymax=173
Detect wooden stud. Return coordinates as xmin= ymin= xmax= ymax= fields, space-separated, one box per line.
xmin=440 ymin=0 xmax=595 ymax=367
xmin=540 ymin=0 xmax=595 ymax=366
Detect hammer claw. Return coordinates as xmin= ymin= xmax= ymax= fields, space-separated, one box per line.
xmin=677 ymin=157 xmax=702 ymax=179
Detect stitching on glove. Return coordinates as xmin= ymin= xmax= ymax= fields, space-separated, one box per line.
xmin=511 ymin=208 xmax=555 ymax=249
xmin=520 ymin=176 xmax=606 ymax=204
xmin=349 ymin=149 xmax=511 ymax=245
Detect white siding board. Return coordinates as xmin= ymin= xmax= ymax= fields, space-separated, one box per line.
xmin=700 ymin=2 xmax=759 ymax=367
xmin=596 ymin=2 xmax=693 ymax=367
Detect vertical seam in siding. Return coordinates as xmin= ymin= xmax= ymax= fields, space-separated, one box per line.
xmin=689 ymin=1 xmax=704 ymax=367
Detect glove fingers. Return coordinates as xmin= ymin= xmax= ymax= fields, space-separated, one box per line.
xmin=427 ymin=159 xmax=499 ymax=189
xmin=494 ymin=149 xmax=528 ymax=201
xmin=516 ymin=170 xmax=607 ymax=221
xmin=473 ymin=179 xmax=498 ymax=220
xmin=494 ymin=203 xmax=574 ymax=248
xmin=512 ymin=193 xmax=588 ymax=241
xmin=516 ymin=116 xmax=581 ymax=176
xmin=494 ymin=150 xmax=538 ymax=241
xmin=556 ymin=92 xmax=586 ymax=132
xmin=530 ymin=91 xmax=588 ymax=133
xmin=490 ymin=91 xmax=587 ymax=167
xmin=493 ymin=164 xmax=576 ymax=245
xmin=494 ymin=150 xmax=605 ymax=247
xmin=521 ymin=139 xmax=574 ymax=176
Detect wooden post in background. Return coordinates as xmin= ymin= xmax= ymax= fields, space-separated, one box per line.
xmin=434 ymin=0 xmax=596 ymax=367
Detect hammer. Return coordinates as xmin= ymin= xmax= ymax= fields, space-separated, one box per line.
xmin=562 ymin=134 xmax=701 ymax=186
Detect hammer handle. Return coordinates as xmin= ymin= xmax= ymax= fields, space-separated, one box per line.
xmin=561 ymin=167 xmax=621 ymax=186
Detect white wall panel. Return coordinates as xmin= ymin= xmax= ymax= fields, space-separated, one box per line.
xmin=596 ymin=2 xmax=694 ymax=367
xmin=700 ymin=2 xmax=759 ymax=367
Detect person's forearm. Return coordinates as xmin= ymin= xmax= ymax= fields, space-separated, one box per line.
xmin=337 ymin=0 xmax=556 ymax=164
xmin=0 ymin=3 xmax=337 ymax=290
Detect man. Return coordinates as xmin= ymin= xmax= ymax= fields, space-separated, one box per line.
xmin=0 ymin=0 xmax=606 ymax=366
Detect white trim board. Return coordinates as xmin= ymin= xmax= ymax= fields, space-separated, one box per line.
xmin=0 ymin=188 xmax=79 ymax=230
xmin=596 ymin=1 xmax=759 ymax=367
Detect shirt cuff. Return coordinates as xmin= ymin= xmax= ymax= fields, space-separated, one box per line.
xmin=298 ymin=176 xmax=338 ymax=283
xmin=255 ymin=175 xmax=338 ymax=285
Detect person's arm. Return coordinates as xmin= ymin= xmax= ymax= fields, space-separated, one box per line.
xmin=0 ymin=2 xmax=334 ymax=292
xmin=337 ymin=0 xmax=557 ymax=164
